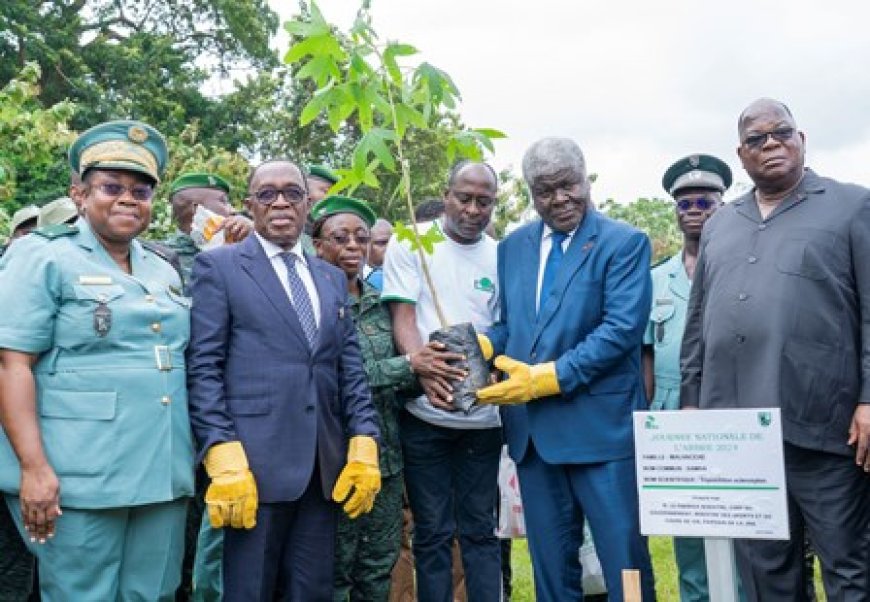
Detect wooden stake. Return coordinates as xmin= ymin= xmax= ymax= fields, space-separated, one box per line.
xmin=622 ymin=569 xmax=642 ymax=602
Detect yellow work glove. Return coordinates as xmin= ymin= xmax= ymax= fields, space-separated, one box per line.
xmin=332 ymin=436 xmax=381 ymax=519
xmin=476 ymin=356 xmax=561 ymax=405
xmin=477 ymin=334 xmax=494 ymax=361
xmin=203 ymin=441 xmax=258 ymax=529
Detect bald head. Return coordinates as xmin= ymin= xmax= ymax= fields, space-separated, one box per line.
xmin=738 ymin=98 xmax=795 ymax=138
xmin=369 ymin=218 xmax=392 ymax=268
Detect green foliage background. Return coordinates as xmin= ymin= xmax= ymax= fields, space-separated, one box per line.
xmin=0 ymin=1 xmax=680 ymax=254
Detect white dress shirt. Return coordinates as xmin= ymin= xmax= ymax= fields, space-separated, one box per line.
xmin=535 ymin=223 xmax=578 ymax=312
xmin=255 ymin=232 xmax=321 ymax=326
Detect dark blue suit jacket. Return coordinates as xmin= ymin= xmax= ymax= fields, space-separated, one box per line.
xmin=488 ymin=210 xmax=652 ymax=464
xmin=187 ymin=235 xmax=379 ymax=503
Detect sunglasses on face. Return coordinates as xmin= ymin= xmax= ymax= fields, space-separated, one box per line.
xmin=742 ymin=126 xmax=795 ymax=150
xmin=320 ymin=231 xmax=371 ymax=246
xmin=251 ymin=186 xmax=307 ymax=205
xmin=94 ymin=182 xmax=154 ymax=201
xmin=676 ymin=197 xmax=716 ymax=212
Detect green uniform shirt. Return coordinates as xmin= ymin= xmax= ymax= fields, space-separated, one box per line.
xmin=0 ymin=220 xmax=194 ymax=508
xmin=160 ymin=230 xmax=199 ymax=292
xmin=349 ymin=281 xmax=416 ymax=477
xmin=644 ymin=252 xmax=691 ymax=410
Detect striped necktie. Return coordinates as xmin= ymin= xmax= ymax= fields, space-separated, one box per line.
xmin=281 ymin=253 xmax=318 ymax=345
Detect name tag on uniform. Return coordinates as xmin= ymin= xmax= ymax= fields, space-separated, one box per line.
xmin=655 ymin=298 xmax=674 ymax=305
xmin=79 ymin=275 xmax=113 ymax=285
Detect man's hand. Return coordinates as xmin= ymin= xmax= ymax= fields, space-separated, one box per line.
xmin=219 ymin=215 xmax=253 ymax=243
xmin=409 ymin=341 xmax=467 ymax=381
xmin=203 ymin=441 xmax=258 ymax=529
xmin=333 ymin=436 xmax=381 ymax=518
xmin=19 ymin=462 xmax=61 ymax=544
xmin=420 ymin=375 xmax=456 ymax=410
xmin=847 ymin=404 xmax=870 ymax=471
xmin=476 ymin=356 xmax=560 ymax=405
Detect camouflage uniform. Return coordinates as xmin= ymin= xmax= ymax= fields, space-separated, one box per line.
xmin=334 ymin=282 xmax=416 ymax=602
xmin=159 ymin=230 xmax=199 ymax=294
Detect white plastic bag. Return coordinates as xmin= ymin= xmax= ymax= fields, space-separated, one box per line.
xmin=190 ymin=204 xmax=226 ymax=250
xmin=496 ymin=446 xmax=526 ymax=539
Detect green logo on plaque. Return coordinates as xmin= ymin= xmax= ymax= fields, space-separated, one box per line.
xmin=758 ymin=412 xmax=772 ymax=427
xmin=645 ymin=415 xmax=659 ymax=430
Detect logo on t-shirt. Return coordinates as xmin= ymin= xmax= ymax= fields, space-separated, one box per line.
xmin=474 ymin=277 xmax=495 ymax=292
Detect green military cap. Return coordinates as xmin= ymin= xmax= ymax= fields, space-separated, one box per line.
xmin=307 ymin=165 xmax=339 ymax=184
xmin=10 ymin=205 xmax=40 ymax=233
xmin=310 ymin=195 xmax=377 ymax=228
xmin=169 ymin=172 xmax=231 ymax=196
xmin=69 ymin=120 xmax=168 ymax=183
xmin=37 ymin=197 xmax=79 ymax=227
xmin=662 ymin=154 xmax=732 ymax=196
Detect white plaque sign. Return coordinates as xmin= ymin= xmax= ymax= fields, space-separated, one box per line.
xmin=634 ymin=408 xmax=788 ymax=540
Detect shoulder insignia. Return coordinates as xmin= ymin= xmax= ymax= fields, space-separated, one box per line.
xmin=650 ymin=254 xmax=672 ymax=270
xmin=32 ymin=223 xmax=79 ymax=239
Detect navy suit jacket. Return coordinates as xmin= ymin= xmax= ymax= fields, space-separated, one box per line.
xmin=187 ymin=235 xmax=379 ymax=503
xmin=488 ymin=210 xmax=652 ymax=464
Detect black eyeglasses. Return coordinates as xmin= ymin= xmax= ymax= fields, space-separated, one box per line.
xmin=742 ymin=127 xmax=795 ymax=150
xmin=251 ymin=186 xmax=307 ymax=205
xmin=95 ymin=182 xmax=154 ymax=201
xmin=320 ymin=231 xmax=371 ymax=246
xmin=676 ymin=197 xmax=716 ymax=212
xmin=451 ymin=191 xmax=496 ymax=209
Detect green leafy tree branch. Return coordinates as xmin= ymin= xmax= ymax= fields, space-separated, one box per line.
xmin=284 ymin=1 xmax=506 ymax=327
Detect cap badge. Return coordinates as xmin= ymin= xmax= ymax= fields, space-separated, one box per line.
xmin=128 ymin=126 xmax=148 ymax=144
xmin=688 ymin=155 xmax=700 ymax=167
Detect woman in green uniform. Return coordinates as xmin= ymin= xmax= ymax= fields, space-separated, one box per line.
xmin=310 ymin=195 xmax=465 ymax=601
xmin=0 ymin=121 xmax=194 ymax=601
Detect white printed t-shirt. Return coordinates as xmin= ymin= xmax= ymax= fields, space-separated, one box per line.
xmin=381 ymin=219 xmax=500 ymax=429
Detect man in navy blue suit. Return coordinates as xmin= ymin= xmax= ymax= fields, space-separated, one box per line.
xmin=187 ymin=159 xmax=380 ymax=600
xmin=477 ymin=138 xmax=656 ymax=601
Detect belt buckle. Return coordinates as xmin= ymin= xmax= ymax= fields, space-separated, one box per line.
xmin=154 ymin=345 xmax=172 ymax=371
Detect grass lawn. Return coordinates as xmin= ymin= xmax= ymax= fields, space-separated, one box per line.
xmin=508 ymin=536 xmax=827 ymax=601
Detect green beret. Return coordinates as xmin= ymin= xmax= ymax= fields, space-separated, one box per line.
xmin=169 ymin=172 xmax=231 ymax=196
xmin=662 ymin=154 xmax=732 ymax=196
xmin=310 ymin=195 xmax=377 ymax=228
xmin=69 ymin=120 xmax=168 ymax=183
xmin=9 ymin=205 xmax=40 ymax=233
xmin=37 ymin=197 xmax=78 ymax=227
xmin=307 ymin=165 xmax=339 ymax=184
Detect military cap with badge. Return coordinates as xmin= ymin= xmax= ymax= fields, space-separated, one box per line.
xmin=662 ymin=153 xmax=732 ymax=196
xmin=310 ymin=194 xmax=377 ymax=228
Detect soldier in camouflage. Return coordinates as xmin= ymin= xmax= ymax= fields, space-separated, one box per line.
xmin=160 ymin=172 xmax=252 ymax=292
xmin=310 ymin=194 xmax=466 ymax=602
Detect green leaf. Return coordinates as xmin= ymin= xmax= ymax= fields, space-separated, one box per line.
xmin=473 ymin=127 xmax=507 ymax=140
xmin=284 ymin=34 xmax=346 ymax=65
xmin=296 ymin=55 xmax=340 ymax=87
xmin=383 ymin=43 xmax=417 ymax=86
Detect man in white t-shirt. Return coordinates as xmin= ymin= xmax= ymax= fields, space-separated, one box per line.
xmin=382 ymin=160 xmax=502 ymax=602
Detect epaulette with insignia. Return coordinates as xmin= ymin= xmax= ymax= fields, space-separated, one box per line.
xmin=650 ymin=255 xmax=672 ymax=270
xmin=32 ymin=223 xmax=79 ymax=239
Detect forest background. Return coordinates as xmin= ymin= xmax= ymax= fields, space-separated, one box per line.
xmin=0 ymin=0 xmax=680 ymax=260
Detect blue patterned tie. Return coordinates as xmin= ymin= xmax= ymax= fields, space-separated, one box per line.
xmin=281 ymin=253 xmax=318 ymax=345
xmin=539 ymin=231 xmax=568 ymax=314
